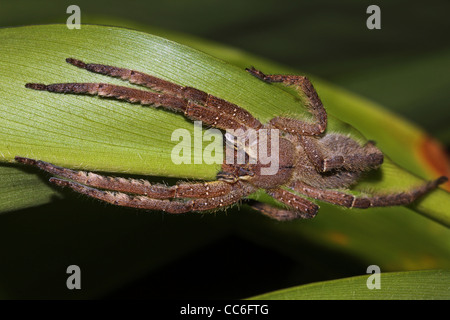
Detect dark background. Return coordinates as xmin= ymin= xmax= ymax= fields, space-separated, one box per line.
xmin=1 ymin=0 xmax=449 ymax=299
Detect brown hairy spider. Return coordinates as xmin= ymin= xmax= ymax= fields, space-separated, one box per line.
xmin=16 ymin=58 xmax=447 ymax=221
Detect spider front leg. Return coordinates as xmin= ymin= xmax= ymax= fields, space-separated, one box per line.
xmin=246 ymin=67 xmax=327 ymax=136
xmin=26 ymin=58 xmax=262 ymax=131
xmin=26 ymin=82 xmax=244 ymax=131
xmin=65 ymin=58 xmax=263 ymax=129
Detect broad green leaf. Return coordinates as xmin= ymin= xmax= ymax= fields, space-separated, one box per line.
xmin=1 ymin=24 xmax=448 ymax=226
xmin=249 ymin=269 xmax=450 ymax=300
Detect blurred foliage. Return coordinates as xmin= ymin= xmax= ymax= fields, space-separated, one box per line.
xmin=0 ymin=0 xmax=449 ymax=299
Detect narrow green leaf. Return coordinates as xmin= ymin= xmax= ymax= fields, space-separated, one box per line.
xmin=249 ymin=269 xmax=450 ymax=300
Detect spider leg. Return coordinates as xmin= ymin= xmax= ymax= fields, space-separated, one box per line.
xmin=299 ymin=136 xmax=344 ymax=172
xmin=15 ymin=156 xmax=233 ymax=199
xmin=63 ymin=58 xmax=263 ymax=130
xmin=254 ymin=188 xmax=319 ymax=220
xmin=248 ymin=202 xmax=315 ymax=221
xmin=246 ymin=67 xmax=326 ymax=135
xmin=299 ymin=136 xmax=383 ymax=173
xmin=291 ymin=177 xmax=447 ymax=208
xmin=66 ymin=58 xmax=202 ymax=99
xmin=49 ymin=178 xmax=256 ymax=213
xmin=25 ymin=82 xmax=244 ymax=131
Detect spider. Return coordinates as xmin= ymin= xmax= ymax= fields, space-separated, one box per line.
xmin=15 ymin=58 xmax=447 ymax=221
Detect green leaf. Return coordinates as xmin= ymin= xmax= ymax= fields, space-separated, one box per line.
xmin=0 ymin=165 xmax=58 ymax=213
xmin=249 ymin=269 xmax=450 ymax=300
xmin=1 ymin=24 xmax=448 ymax=226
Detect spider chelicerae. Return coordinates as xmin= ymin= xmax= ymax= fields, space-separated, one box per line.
xmin=15 ymin=58 xmax=447 ymax=220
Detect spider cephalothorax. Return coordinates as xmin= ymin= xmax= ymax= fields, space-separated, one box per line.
xmin=15 ymin=58 xmax=447 ymax=220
